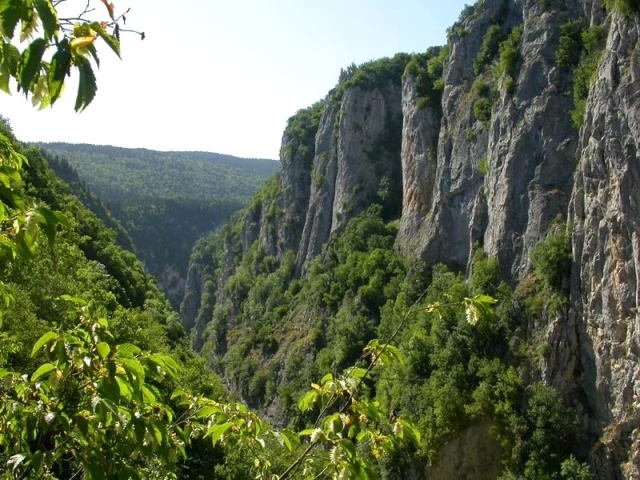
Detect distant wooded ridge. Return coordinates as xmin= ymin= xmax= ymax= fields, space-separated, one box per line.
xmin=34 ymin=142 xmax=280 ymax=203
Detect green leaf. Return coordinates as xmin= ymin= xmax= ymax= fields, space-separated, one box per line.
xmin=281 ymin=433 xmax=292 ymax=451
xmin=196 ymin=406 xmax=221 ymax=419
xmin=119 ymin=357 xmax=145 ymax=390
xmin=115 ymin=376 xmax=133 ymax=400
xmin=321 ymin=373 xmax=333 ymax=385
xmin=19 ymin=38 xmax=46 ymax=93
xmin=116 ymin=343 xmax=141 ymax=358
xmin=170 ymin=388 xmax=186 ymax=400
xmin=339 ymin=439 xmax=356 ymax=460
xmin=74 ymin=55 xmax=97 ymax=112
xmin=150 ymin=422 xmax=163 ymax=446
xmin=74 ymin=414 xmax=89 ymax=438
xmin=96 ymin=342 xmax=110 ymax=359
xmin=474 ymin=294 xmax=498 ymax=305
xmin=204 ymin=422 xmax=233 ymax=445
xmin=385 ymin=345 xmax=405 ymax=366
xmin=34 ymin=0 xmax=59 ymax=40
xmin=400 ymin=419 xmax=421 ymax=447
xmin=48 ymin=38 xmax=70 ymax=105
xmin=0 ymin=0 xmax=25 ymax=41
xmin=28 ymin=451 xmax=43 ymax=474
xmin=297 ymin=390 xmax=318 ymax=412
xmin=36 ymin=206 xmax=59 ymax=245
xmin=141 ymin=384 xmax=156 ymax=404
xmin=1 ymin=43 xmax=20 ymax=94
xmin=91 ymin=22 xmax=121 ymax=59
xmin=59 ymin=294 xmax=87 ymax=306
xmin=346 ymin=367 xmax=369 ymax=380
xmin=99 ymin=376 xmax=121 ymax=403
xmin=87 ymin=42 xmax=100 ymax=67
xmin=31 ymin=331 xmax=57 ymax=357
xmin=282 ymin=429 xmax=299 ymax=450
xmin=31 ymin=362 xmax=55 ymax=382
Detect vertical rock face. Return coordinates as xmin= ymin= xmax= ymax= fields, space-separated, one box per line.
xmin=331 ymin=83 xmax=404 ymax=231
xmin=296 ymin=104 xmax=339 ymax=273
xmin=396 ymin=75 xmax=441 ymax=254
xmin=182 ymin=1 xmax=640 ymax=475
xmin=397 ymin=0 xmax=579 ymax=279
xmin=296 ymin=81 xmax=405 ymax=273
xmin=483 ymin=1 xmax=578 ymax=280
xmin=568 ymin=10 xmax=640 ymax=477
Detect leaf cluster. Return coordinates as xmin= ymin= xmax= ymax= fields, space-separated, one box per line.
xmin=0 ymin=0 xmax=128 ymax=111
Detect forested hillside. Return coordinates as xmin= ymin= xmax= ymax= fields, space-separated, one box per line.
xmin=0 ymin=119 xmax=244 ymax=478
xmin=38 ymin=144 xmax=279 ymax=307
xmin=35 ymin=143 xmax=279 ymax=203
xmin=0 ymin=118 xmax=425 ymax=479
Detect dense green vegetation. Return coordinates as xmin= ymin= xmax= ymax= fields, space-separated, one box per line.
xmin=283 ymin=102 xmax=325 ymax=164
xmin=556 ymin=20 xmax=607 ymax=129
xmin=471 ymin=20 xmax=524 ymax=124
xmin=333 ymin=54 xmax=412 ymax=104
xmin=37 ymin=144 xmax=278 ymax=307
xmin=570 ymin=26 xmax=606 ymax=129
xmin=474 ymin=24 xmax=504 ymax=75
xmin=1 ymin=119 xmax=424 ymax=479
xmin=0 ymin=120 xmax=245 ymax=478
xmin=604 ymin=0 xmax=640 ymax=16
xmin=495 ymin=26 xmax=524 ymax=93
xmin=36 ymin=143 xmax=279 ymax=203
xmin=403 ymin=46 xmax=449 ymax=112
xmin=0 ymin=1 xmax=608 ymax=477
xmin=187 ymin=194 xmax=590 ymax=478
xmin=556 ymin=20 xmax=587 ymax=71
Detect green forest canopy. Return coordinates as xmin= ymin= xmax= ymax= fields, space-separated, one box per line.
xmin=35 ymin=143 xmax=279 ymax=203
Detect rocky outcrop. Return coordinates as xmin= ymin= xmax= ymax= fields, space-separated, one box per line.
xmin=568 ymin=8 xmax=640 ymax=477
xmin=397 ymin=0 xmax=578 ymax=280
xmin=298 ymin=83 xmax=404 ymax=273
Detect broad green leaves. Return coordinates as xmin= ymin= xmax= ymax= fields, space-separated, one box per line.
xmin=18 ymin=37 xmax=45 ymax=92
xmin=31 ymin=331 xmax=57 ymax=356
xmin=0 ymin=0 xmax=127 ymax=112
xmin=30 ymin=362 xmax=55 ymax=381
xmin=34 ymin=0 xmax=60 ymax=40
xmin=1 ymin=293 xmax=433 ymax=479
xmin=0 ymin=302 xmax=188 ymax=478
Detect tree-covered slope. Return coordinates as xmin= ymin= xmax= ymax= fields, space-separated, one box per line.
xmin=35 ymin=143 xmax=279 ymax=203
xmin=0 ymin=119 xmax=426 ymax=480
xmin=37 ymin=144 xmax=280 ymax=308
xmin=0 ymin=120 xmax=239 ymax=477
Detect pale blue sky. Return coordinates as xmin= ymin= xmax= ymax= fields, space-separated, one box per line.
xmin=1 ymin=0 xmax=470 ymax=159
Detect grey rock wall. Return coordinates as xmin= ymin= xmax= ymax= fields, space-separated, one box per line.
xmin=568 ymin=8 xmax=640 ymax=477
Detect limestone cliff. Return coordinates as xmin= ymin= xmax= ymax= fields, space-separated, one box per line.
xmin=182 ymin=0 xmax=640 ymax=476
